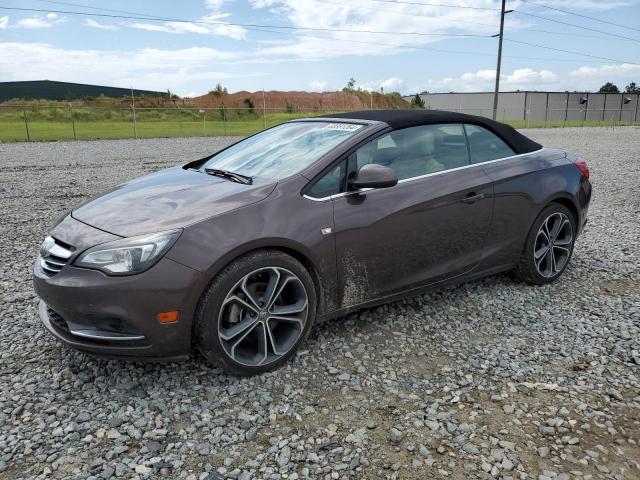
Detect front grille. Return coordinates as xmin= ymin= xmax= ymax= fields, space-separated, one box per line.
xmin=47 ymin=308 xmax=70 ymax=333
xmin=39 ymin=236 xmax=74 ymax=276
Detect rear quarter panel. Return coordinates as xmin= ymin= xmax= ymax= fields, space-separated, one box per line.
xmin=478 ymin=148 xmax=584 ymax=270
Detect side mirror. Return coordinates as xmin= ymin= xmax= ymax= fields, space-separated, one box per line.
xmin=349 ymin=164 xmax=398 ymax=190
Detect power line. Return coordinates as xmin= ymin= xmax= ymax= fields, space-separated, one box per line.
xmin=311 ymin=0 xmax=640 ymax=44
xmin=260 ymin=23 xmax=621 ymax=64
xmin=0 ymin=6 xmax=493 ymax=38
xmin=0 ymin=7 xmax=491 ymax=38
xmin=514 ymin=10 xmax=640 ymax=44
xmin=367 ymin=0 xmax=499 ymax=10
xmin=31 ymin=0 xmax=640 ymax=45
xmin=310 ymin=0 xmax=499 ymax=29
xmin=256 ymin=24 xmax=616 ymax=64
xmin=2 ymin=5 xmax=636 ymax=65
xmin=517 ymin=27 xmax=630 ymax=41
xmin=36 ymin=0 xmax=501 ymax=32
xmin=34 ymin=0 xmax=159 ymax=18
xmin=520 ymin=0 xmax=640 ymax=33
xmin=505 ymin=39 xmax=639 ymax=65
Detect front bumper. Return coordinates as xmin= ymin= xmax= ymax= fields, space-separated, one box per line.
xmin=34 ymin=255 xmax=204 ymax=361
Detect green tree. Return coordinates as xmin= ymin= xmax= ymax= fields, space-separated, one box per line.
xmin=625 ymin=82 xmax=639 ymax=93
xmin=243 ymin=97 xmax=255 ymax=113
xmin=598 ymin=82 xmax=620 ymax=93
xmin=342 ymin=77 xmax=356 ymax=92
xmin=210 ymin=83 xmax=228 ymax=95
xmin=410 ymin=94 xmax=425 ymax=109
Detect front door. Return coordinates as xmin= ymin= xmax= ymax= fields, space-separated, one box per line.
xmin=332 ymin=124 xmax=494 ymax=308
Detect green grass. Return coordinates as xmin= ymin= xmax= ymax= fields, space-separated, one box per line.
xmin=0 ymin=112 xmax=331 ymax=142
xmin=1 ymin=110 xmax=637 ymax=142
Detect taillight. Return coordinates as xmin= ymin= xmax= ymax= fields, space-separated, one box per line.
xmin=575 ymin=160 xmax=589 ymax=179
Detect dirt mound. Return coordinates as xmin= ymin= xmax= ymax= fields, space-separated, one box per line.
xmin=190 ymin=90 xmax=409 ymax=111
xmin=0 ymin=90 xmax=410 ymax=111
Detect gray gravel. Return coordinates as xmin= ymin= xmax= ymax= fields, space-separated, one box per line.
xmin=1 ymin=127 xmax=639 ymax=480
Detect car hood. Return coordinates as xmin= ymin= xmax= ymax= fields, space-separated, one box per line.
xmin=72 ymin=166 xmax=277 ymax=237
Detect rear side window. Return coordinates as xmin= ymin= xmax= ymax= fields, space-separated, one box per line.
xmin=353 ymin=124 xmax=469 ymax=181
xmin=464 ymin=124 xmax=515 ymax=164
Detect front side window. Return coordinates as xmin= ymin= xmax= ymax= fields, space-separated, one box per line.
xmin=464 ymin=124 xmax=515 ymax=164
xmin=201 ymin=122 xmax=363 ymax=180
xmin=354 ymin=124 xmax=469 ymax=181
xmin=306 ymin=161 xmax=345 ymax=199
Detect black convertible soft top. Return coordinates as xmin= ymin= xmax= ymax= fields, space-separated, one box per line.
xmin=324 ymin=109 xmax=542 ymax=155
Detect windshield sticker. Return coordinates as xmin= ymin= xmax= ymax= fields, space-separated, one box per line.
xmin=322 ymin=123 xmax=363 ymax=132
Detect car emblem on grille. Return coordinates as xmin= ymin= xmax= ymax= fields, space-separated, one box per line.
xmin=40 ymin=236 xmax=55 ymax=258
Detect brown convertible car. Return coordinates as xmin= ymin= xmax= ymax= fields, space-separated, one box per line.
xmin=34 ymin=110 xmax=591 ymax=375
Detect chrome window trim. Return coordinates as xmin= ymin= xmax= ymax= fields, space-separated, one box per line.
xmin=302 ymin=147 xmax=544 ymax=202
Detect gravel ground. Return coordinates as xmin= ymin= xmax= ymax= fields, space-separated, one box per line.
xmin=0 ymin=127 xmax=639 ymax=480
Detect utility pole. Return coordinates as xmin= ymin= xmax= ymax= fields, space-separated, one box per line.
xmin=492 ymin=0 xmax=512 ymax=121
xmin=131 ymin=87 xmax=138 ymax=139
xmin=262 ymin=89 xmax=266 ymax=129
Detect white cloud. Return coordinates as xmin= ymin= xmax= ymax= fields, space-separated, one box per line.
xmin=523 ymin=0 xmax=635 ymax=12
xmin=0 ymin=16 xmax=8 ymax=29
xmin=15 ymin=14 xmax=65 ymax=29
xmin=570 ymin=63 xmax=640 ymax=78
xmin=380 ymin=77 xmax=404 ymax=91
xmin=17 ymin=18 xmax=53 ymax=29
xmin=129 ymin=0 xmax=246 ymax=39
xmin=567 ymin=64 xmax=640 ymax=91
xmin=0 ymin=42 xmax=263 ymax=95
xmin=247 ymin=0 xmax=526 ymax=60
xmin=83 ymin=19 xmax=119 ymax=31
xmin=205 ymin=0 xmax=226 ymax=8
xmin=417 ymin=68 xmax=559 ymax=93
xmin=356 ymin=77 xmax=405 ymax=92
xmin=504 ymin=68 xmax=558 ymax=84
xmin=308 ymin=80 xmax=328 ymax=91
xmin=412 ymin=63 xmax=640 ymax=93
xmin=131 ymin=21 xmax=210 ymax=35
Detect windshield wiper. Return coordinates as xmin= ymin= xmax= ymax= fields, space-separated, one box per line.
xmin=204 ymin=168 xmax=253 ymax=185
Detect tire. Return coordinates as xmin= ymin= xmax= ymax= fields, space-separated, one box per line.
xmin=195 ymin=249 xmax=317 ymax=376
xmin=514 ymin=203 xmax=576 ymax=285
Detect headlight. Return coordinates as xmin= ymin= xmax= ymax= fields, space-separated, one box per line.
xmin=74 ymin=229 xmax=181 ymax=276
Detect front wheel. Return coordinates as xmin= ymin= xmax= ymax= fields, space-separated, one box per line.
xmin=515 ymin=203 xmax=576 ymax=285
xmin=195 ymin=250 xmax=316 ymax=376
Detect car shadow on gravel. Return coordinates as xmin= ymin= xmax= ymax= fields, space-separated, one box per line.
xmin=46 ymin=271 xmax=523 ymax=385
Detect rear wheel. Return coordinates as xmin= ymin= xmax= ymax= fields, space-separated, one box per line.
xmin=515 ymin=203 xmax=576 ymax=285
xmin=195 ymin=250 xmax=316 ymax=376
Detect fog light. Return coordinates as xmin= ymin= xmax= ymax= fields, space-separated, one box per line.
xmin=156 ymin=310 xmax=180 ymax=324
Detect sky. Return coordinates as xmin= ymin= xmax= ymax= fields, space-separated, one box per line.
xmin=0 ymin=0 xmax=639 ymax=96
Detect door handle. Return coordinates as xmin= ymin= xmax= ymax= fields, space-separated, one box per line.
xmin=461 ymin=193 xmax=485 ymax=204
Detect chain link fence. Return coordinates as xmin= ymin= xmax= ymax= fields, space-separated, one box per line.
xmin=1 ymin=102 xmax=638 ymax=142
xmin=413 ymin=91 xmax=640 ymax=129
xmin=438 ymin=107 xmax=640 ymax=129
xmin=0 ymin=105 xmax=345 ymax=142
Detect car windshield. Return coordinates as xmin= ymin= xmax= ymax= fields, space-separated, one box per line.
xmin=201 ymin=121 xmax=364 ymax=180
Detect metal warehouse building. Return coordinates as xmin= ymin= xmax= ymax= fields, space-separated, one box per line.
xmin=405 ymin=91 xmax=640 ymax=124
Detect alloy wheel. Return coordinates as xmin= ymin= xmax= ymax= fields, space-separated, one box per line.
xmin=218 ymin=267 xmax=308 ymax=367
xmin=534 ymin=212 xmax=573 ymax=278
